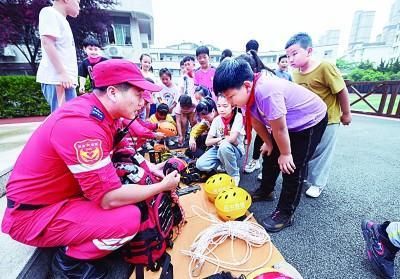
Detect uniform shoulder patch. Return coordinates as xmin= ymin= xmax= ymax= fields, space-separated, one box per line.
xmin=74 ymin=139 xmax=103 ymax=165
xmin=90 ymin=106 xmax=105 ymax=121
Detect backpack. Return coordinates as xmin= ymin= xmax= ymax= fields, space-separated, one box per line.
xmin=112 ymin=141 xmax=184 ymax=279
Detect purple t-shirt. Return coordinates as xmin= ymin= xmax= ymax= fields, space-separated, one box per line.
xmin=194 ymin=67 xmax=216 ymax=100
xmin=250 ymin=75 xmax=327 ymax=132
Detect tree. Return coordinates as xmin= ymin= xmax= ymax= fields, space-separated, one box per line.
xmin=0 ymin=0 xmax=116 ymax=74
xmin=377 ymin=59 xmax=387 ymax=73
xmin=358 ymin=60 xmax=375 ymax=71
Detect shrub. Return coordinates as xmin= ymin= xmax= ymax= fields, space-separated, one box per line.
xmin=0 ymin=76 xmax=50 ymax=118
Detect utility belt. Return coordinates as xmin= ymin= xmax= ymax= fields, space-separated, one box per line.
xmin=7 ymin=198 xmax=46 ymax=211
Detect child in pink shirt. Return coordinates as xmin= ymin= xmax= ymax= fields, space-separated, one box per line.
xmin=194 ymin=45 xmax=216 ymax=101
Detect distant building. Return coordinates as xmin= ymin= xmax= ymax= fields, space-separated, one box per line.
xmin=343 ymin=0 xmax=400 ymax=64
xmin=348 ymin=11 xmax=375 ymax=49
xmin=0 ymin=0 xmax=155 ymax=74
xmin=87 ymin=0 xmax=154 ymax=61
xmin=379 ymin=0 xmax=400 ymax=46
xmin=148 ymin=42 xmax=282 ymax=78
xmin=314 ymin=30 xmax=341 ymax=62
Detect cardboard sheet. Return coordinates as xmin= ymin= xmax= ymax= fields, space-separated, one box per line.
xmin=130 ymin=187 xmax=288 ymax=279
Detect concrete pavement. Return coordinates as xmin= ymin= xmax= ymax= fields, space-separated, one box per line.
xmin=241 ymin=114 xmax=400 ymax=278
xmin=0 ymin=114 xmax=399 ymax=278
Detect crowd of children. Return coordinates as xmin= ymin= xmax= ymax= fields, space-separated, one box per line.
xmin=26 ymin=3 xmax=397 ymax=276
xmin=37 ymin=31 xmax=352 ymax=222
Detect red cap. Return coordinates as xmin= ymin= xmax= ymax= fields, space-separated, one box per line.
xmin=92 ymin=59 xmax=162 ymax=95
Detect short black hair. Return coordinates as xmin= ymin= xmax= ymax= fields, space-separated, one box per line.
xmin=196 ymin=97 xmax=216 ymax=115
xmin=159 ymin=68 xmax=172 ymax=78
xmin=178 ymin=94 xmax=193 ymax=107
xmin=194 ymin=85 xmax=211 ymax=98
xmin=277 ymin=54 xmax=288 ymax=63
xmin=93 ymin=82 xmax=132 ymax=93
xmin=213 ymin=58 xmax=254 ymax=94
xmin=220 ymin=49 xmax=233 ymax=62
xmin=83 ymin=36 xmax=101 ymax=48
xmin=182 ymin=56 xmax=195 ymax=63
xmin=145 ymin=77 xmax=155 ymax=84
xmin=285 ymin=32 xmax=312 ymax=50
xmin=245 ymin=40 xmax=259 ymax=52
xmin=156 ymin=103 xmax=169 ymax=115
xmin=196 ymin=45 xmax=210 ymax=57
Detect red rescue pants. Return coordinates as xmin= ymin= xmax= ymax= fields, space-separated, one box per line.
xmin=3 ymin=198 xmax=140 ymax=260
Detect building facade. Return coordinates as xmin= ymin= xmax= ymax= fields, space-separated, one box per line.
xmin=343 ymin=0 xmax=400 ymax=64
xmin=0 ymin=0 xmax=155 ymax=74
xmin=348 ymin=11 xmax=375 ymax=49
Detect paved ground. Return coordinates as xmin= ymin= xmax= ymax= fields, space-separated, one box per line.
xmin=0 ymin=122 xmax=41 ymax=175
xmin=0 ymin=114 xmax=398 ymax=278
xmin=240 ymin=114 xmax=400 ymax=279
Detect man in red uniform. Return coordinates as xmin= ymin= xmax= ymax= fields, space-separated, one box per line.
xmin=1 ymin=59 xmax=180 ymax=278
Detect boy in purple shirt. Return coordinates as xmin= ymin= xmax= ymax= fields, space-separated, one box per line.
xmin=213 ymin=54 xmax=327 ymax=232
xmin=194 ymin=45 xmax=216 ymax=100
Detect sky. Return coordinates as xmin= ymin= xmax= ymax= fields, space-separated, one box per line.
xmin=152 ymin=0 xmax=394 ymax=54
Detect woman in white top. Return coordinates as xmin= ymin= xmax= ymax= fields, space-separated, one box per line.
xmin=139 ymin=53 xmax=157 ymax=118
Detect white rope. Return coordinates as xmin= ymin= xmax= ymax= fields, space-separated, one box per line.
xmin=181 ymin=205 xmax=273 ymax=278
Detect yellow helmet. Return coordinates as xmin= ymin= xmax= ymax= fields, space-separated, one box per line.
xmin=214 ymin=187 xmax=252 ymax=221
xmin=204 ymin=173 xmax=236 ymax=202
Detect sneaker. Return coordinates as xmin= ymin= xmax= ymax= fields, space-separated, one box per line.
xmin=168 ymin=140 xmax=175 ymax=146
xmin=233 ymin=176 xmax=240 ymax=186
xmin=305 ymin=185 xmax=323 ymax=198
xmin=361 ymin=220 xmax=399 ymax=279
xmin=257 ymin=172 xmax=262 ymax=181
xmin=262 ymin=210 xmax=294 ymax=233
xmin=51 ymin=248 xmax=107 ymax=279
xmin=145 ymin=142 xmax=153 ymax=150
xmin=216 ymin=165 xmax=226 ymax=173
xmin=250 ymin=188 xmax=275 ymax=202
xmin=244 ymin=159 xmax=260 ymax=173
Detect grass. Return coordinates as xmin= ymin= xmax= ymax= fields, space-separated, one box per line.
xmin=349 ymin=93 xmax=400 ymax=115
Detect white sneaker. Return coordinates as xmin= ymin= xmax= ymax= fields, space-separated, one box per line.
xmin=216 ymin=165 xmax=226 ymax=173
xmin=145 ymin=142 xmax=153 ymax=150
xmin=168 ymin=140 xmax=175 ymax=146
xmin=244 ymin=159 xmax=260 ymax=173
xmin=305 ymin=185 xmax=323 ymax=198
xmin=257 ymin=172 xmax=262 ymax=180
xmin=233 ymin=176 xmax=240 ymax=186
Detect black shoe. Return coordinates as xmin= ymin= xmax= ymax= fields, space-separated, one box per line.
xmin=262 ymin=210 xmax=294 ymax=233
xmin=51 ymin=248 xmax=107 ymax=279
xmin=361 ymin=220 xmax=399 ymax=279
xmin=250 ymin=188 xmax=275 ymax=202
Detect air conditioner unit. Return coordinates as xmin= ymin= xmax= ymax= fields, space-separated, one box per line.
xmin=106 ymin=46 xmax=123 ymax=58
xmin=0 ymin=45 xmax=16 ymax=57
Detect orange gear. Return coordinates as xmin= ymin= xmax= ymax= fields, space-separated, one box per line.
xmin=157 ymin=122 xmax=177 ymax=137
xmin=153 ymin=143 xmax=169 ymax=153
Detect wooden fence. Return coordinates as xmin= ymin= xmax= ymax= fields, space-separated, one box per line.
xmin=345 ymin=80 xmax=400 ymax=118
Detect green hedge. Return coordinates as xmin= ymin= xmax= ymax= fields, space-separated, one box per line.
xmin=0 ymin=76 xmax=50 ymax=118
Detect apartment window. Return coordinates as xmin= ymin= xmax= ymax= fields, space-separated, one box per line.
xmin=107 ymin=17 xmax=132 ymax=46
xmin=113 ymin=24 xmax=132 ymax=45
xmin=324 ymin=50 xmax=333 ymax=57
xmin=142 ymin=43 xmax=148 ymax=48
